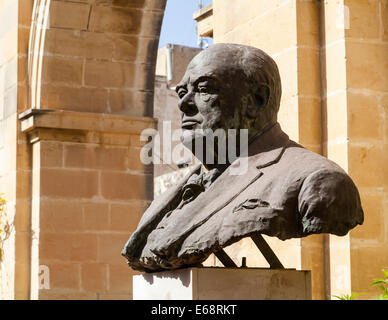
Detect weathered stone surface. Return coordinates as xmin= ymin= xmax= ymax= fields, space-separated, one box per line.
xmin=133 ymin=267 xmax=312 ymax=300
xmin=49 ymin=1 xmax=90 ymax=30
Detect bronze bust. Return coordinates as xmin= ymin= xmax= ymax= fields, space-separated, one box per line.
xmin=122 ymin=43 xmax=364 ymax=272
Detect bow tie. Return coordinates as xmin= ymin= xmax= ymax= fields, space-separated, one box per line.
xmin=177 ymin=167 xmax=222 ymax=209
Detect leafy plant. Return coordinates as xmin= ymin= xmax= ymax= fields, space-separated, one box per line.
xmin=370 ymin=269 xmax=388 ymax=300
xmin=332 ymin=269 xmax=388 ymax=300
xmin=332 ymin=292 xmax=364 ymax=300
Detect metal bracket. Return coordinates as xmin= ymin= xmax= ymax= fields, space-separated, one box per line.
xmin=251 ymin=234 xmax=284 ymax=269
xmin=214 ymin=234 xmax=284 ymax=269
xmin=214 ymin=249 xmax=237 ymax=268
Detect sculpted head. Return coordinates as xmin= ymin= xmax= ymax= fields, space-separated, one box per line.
xmin=122 ymin=47 xmax=363 ymax=275
xmin=176 ymin=43 xmax=282 ymax=148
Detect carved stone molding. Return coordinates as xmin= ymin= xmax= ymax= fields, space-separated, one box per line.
xmin=19 ymin=109 xmax=157 ymax=146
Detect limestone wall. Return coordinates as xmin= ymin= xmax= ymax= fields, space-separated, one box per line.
xmin=212 ymin=0 xmax=317 ymax=295
xmin=22 ymin=110 xmax=155 ymax=299
xmin=0 ymin=0 xmax=19 ymax=300
xmin=208 ymin=0 xmax=388 ymax=299
xmin=343 ymin=0 xmax=388 ymax=299
xmin=0 ymin=0 xmax=386 ymax=300
xmin=0 ymin=0 xmax=167 ymax=300
xmin=29 ymin=0 xmax=163 ymax=117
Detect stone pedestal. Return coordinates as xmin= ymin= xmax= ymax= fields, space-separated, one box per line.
xmin=133 ymin=267 xmax=312 ymax=300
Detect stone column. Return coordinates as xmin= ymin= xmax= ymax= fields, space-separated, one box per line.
xmin=211 ymin=0 xmax=326 ymax=299
xmin=20 ymin=109 xmax=156 ymax=299
xmin=323 ymin=0 xmax=388 ymax=299
xmin=0 ymin=0 xmax=166 ymax=300
xmin=0 ymin=0 xmax=34 ymax=300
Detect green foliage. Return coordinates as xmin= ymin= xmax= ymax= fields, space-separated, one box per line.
xmin=332 ymin=269 xmax=388 ymax=300
xmin=370 ymin=269 xmax=388 ymax=300
xmin=332 ymin=292 xmax=364 ymax=300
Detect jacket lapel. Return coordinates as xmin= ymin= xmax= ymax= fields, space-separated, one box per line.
xmin=138 ymin=163 xmax=201 ymax=230
xmin=255 ymin=146 xmax=287 ymax=169
xmin=129 ymin=123 xmax=292 ymax=259
xmin=148 ymin=144 xmax=288 ymax=257
xmin=122 ymin=163 xmax=201 ymax=258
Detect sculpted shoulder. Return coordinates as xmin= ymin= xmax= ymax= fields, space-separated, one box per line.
xmin=285 ymin=147 xmax=365 ymax=236
xmin=246 ymin=143 xmax=364 ymax=237
xmin=281 ymin=143 xmax=346 ymax=174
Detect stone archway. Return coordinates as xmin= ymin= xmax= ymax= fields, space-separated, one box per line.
xmin=1 ymin=0 xmax=167 ymax=300
xmin=28 ymin=0 xmax=166 ymax=116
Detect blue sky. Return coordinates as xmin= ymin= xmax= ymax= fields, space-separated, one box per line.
xmin=158 ymin=0 xmax=213 ymax=48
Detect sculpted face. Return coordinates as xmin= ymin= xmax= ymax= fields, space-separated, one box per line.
xmin=175 ymin=49 xmax=242 ymax=148
xmin=176 ymin=70 xmax=221 ymax=133
xmin=175 ymin=44 xmax=273 ymax=155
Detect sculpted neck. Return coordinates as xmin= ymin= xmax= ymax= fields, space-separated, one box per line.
xmin=199 ymin=122 xmax=278 ymax=172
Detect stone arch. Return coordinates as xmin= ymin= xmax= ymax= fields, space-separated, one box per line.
xmin=27 ymin=0 xmax=166 ymax=116
xmin=12 ymin=0 xmax=169 ymax=300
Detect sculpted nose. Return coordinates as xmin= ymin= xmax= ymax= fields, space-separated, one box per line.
xmin=178 ymin=93 xmax=197 ymax=115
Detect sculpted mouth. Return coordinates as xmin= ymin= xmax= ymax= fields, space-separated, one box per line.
xmin=182 ymin=120 xmax=200 ymax=129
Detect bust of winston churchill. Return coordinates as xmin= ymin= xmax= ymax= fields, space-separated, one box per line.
xmin=122 ymin=43 xmax=364 ymax=272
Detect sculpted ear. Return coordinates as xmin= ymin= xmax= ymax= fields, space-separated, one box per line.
xmin=255 ymin=85 xmax=270 ymax=110
xmin=246 ymin=85 xmax=270 ymax=118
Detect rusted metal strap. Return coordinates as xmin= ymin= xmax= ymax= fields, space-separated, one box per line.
xmin=251 ymin=234 xmax=284 ymax=269
xmin=214 ymin=249 xmax=238 ymax=268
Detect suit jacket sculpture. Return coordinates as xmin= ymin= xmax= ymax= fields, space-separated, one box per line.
xmin=122 ymin=44 xmax=364 ymax=272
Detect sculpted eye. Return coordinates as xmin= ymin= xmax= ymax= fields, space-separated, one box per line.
xmin=199 ymin=88 xmax=211 ymax=102
xmin=198 ymin=83 xmax=216 ymax=95
xmin=198 ymin=86 xmax=208 ymax=93
xmin=177 ymin=88 xmax=187 ymax=99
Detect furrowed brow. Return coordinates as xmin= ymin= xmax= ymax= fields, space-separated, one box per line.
xmin=175 ymin=84 xmax=186 ymax=93
xmin=193 ymin=75 xmax=217 ymax=86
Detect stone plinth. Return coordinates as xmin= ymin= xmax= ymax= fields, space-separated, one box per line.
xmin=133 ymin=267 xmax=312 ymax=300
